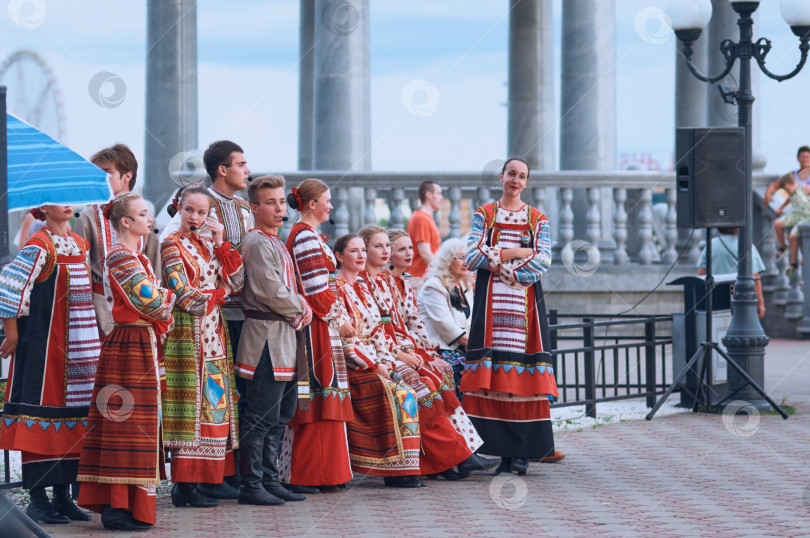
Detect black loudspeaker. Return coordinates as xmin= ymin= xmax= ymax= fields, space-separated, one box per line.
xmin=676 ymin=127 xmax=746 ymax=229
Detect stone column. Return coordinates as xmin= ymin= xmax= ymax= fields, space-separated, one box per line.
xmin=507 ymin=0 xmax=556 ymax=245
xmin=298 ymin=0 xmax=315 ymax=170
xmin=507 ymin=0 xmax=553 ymax=170
xmin=144 ymin=0 xmax=198 ymax=211
xmin=560 ymin=0 xmax=616 ymax=245
xmin=312 ymin=0 xmax=370 ymax=232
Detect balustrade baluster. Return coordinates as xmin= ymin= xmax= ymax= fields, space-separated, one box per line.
xmin=586 ymin=188 xmax=601 ymax=259
xmin=364 ymin=188 xmax=377 ymax=226
xmin=533 ymin=187 xmax=545 ymax=212
xmin=613 ymin=188 xmax=628 ymax=265
xmin=663 ymin=188 xmax=678 ymax=264
xmin=389 ymin=188 xmax=405 ymax=230
xmin=786 ymin=262 xmax=804 ymax=320
xmin=637 ymin=189 xmax=654 ymax=265
xmin=559 ymin=188 xmax=574 ymax=250
xmin=759 ymin=213 xmax=777 ymax=292
xmin=334 ymin=187 xmax=350 ymax=237
xmin=448 ymin=187 xmax=461 ymax=238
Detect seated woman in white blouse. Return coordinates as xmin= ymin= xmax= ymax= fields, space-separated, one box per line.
xmin=417 ymin=238 xmax=473 ymax=400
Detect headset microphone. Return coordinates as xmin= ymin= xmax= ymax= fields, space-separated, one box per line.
xmin=329 ymin=218 xmax=335 ymax=225
xmin=74 ymin=212 xmax=80 ymax=218
xmin=282 ymin=216 xmax=289 ymax=222
xmin=190 ymin=226 xmax=197 ymax=231
xmin=153 ymin=229 xmax=160 ymax=234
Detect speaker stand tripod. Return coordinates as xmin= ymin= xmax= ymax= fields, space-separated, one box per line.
xmin=646 ymin=228 xmax=788 ymax=420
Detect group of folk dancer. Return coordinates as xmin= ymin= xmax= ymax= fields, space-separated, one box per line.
xmin=0 ymin=140 xmax=564 ymax=532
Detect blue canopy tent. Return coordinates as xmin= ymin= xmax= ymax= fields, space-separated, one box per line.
xmin=6 ymin=113 xmax=111 ymax=211
xmin=0 ymin=92 xmax=112 ymax=263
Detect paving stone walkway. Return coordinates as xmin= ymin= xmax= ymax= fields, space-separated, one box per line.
xmin=39 ymin=339 xmax=810 ymax=536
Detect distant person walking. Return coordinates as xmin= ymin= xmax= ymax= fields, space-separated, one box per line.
xmin=407 ymin=181 xmax=443 ymax=289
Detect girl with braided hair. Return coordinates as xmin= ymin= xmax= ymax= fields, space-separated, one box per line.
xmin=78 ymin=193 xmax=176 ymax=531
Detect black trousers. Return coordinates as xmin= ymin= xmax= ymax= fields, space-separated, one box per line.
xmin=239 ymin=344 xmax=297 ymax=489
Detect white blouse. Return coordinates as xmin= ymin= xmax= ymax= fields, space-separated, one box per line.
xmin=417 ymin=276 xmax=473 ymax=350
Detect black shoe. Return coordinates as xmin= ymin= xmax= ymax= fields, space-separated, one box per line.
xmin=171 ymin=483 xmax=219 ymax=508
xmin=101 ymin=506 xmax=153 ymax=531
xmin=494 ymin=457 xmax=512 ymax=476
xmin=264 ymin=484 xmax=306 ymax=502
xmin=197 ymin=481 xmax=239 ymax=500
xmin=436 ymin=468 xmax=463 ymax=480
xmin=237 ymin=486 xmax=285 ymax=506
xmin=458 ymin=454 xmax=500 ymax=478
xmin=318 ymin=485 xmax=341 ymax=493
xmin=52 ymin=484 xmax=91 ymax=521
xmin=26 ymin=500 xmax=70 ymax=525
xmin=285 ymin=483 xmax=319 ymax=494
xmin=511 ymin=458 xmax=528 ymax=476
xmin=26 ymin=487 xmax=70 ymax=524
xmin=383 ymin=476 xmax=427 ymax=488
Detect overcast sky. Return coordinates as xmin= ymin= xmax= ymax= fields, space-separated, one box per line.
xmin=1 ymin=0 xmax=808 ymax=185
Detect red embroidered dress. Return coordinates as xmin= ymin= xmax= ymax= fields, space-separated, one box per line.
xmin=335 ymin=275 xmax=421 ymax=476
xmin=0 ymin=229 xmax=101 ymax=489
xmin=363 ymin=270 xmax=478 ymax=474
xmin=281 ymin=223 xmax=353 ymax=487
xmin=78 ymin=245 xmax=175 ymax=525
xmin=160 ymin=233 xmax=244 ymax=483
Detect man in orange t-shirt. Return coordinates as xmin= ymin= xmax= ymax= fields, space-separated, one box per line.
xmin=407 ymin=181 xmax=443 ymax=284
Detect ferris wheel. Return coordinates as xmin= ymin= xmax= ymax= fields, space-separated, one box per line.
xmin=0 ymin=49 xmax=66 ymax=142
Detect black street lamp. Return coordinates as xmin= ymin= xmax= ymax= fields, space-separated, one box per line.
xmin=668 ymin=0 xmax=810 ymax=408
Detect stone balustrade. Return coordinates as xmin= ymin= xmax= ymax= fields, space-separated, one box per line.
xmin=267 ymin=170 xmax=779 ymax=269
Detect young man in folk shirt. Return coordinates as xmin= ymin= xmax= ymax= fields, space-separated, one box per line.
xmin=236 ymin=175 xmax=312 ymax=505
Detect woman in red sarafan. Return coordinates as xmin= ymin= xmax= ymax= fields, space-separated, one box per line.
xmin=280 ymin=179 xmax=354 ymax=492
xmin=332 ymin=234 xmax=424 ymax=487
xmin=77 ymin=193 xmax=176 ymax=532
xmin=358 ymin=226 xmax=496 ymax=480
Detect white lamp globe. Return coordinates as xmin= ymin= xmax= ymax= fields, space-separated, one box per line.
xmin=666 ymin=0 xmax=713 ymax=31
xmin=781 ymin=0 xmax=810 ymax=27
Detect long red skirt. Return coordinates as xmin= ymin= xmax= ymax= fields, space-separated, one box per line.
xmin=280 ymin=421 xmax=353 ymax=486
xmin=79 ymin=483 xmax=156 ymax=525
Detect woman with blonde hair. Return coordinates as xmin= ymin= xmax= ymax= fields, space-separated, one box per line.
xmin=360 ymin=225 xmax=494 ymax=479
xmin=417 ymin=237 xmax=473 ymax=399
xmin=78 ymin=193 xmax=176 ymax=531
xmin=333 ymin=234 xmax=424 ymax=487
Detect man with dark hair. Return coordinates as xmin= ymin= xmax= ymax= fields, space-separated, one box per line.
xmin=161 ymin=140 xmax=253 ymax=247
xmin=764 ymin=145 xmax=810 ymax=206
xmin=74 ymin=143 xmax=160 ymax=337
xmin=407 ymin=180 xmax=443 ymax=287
